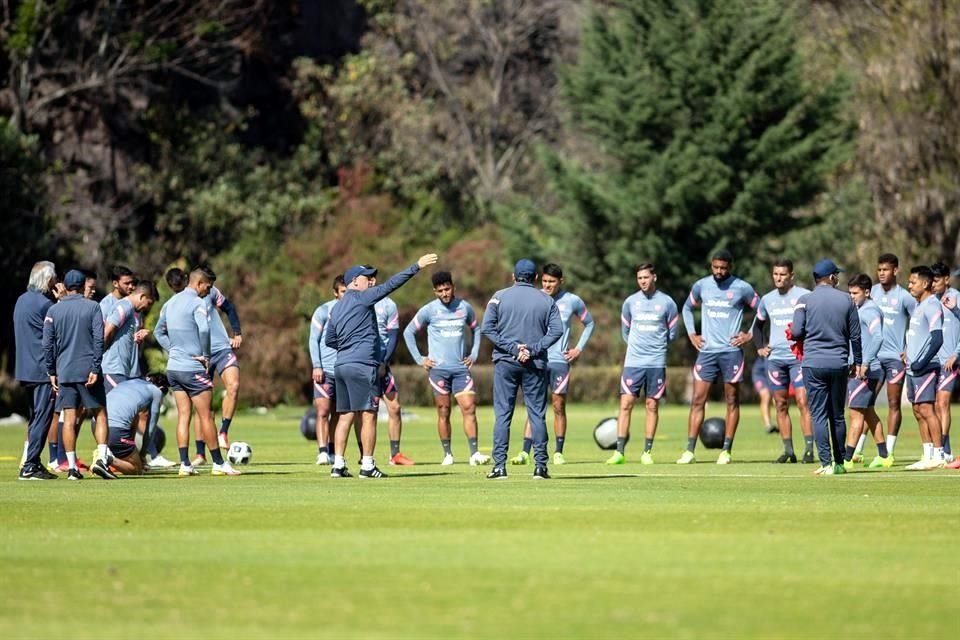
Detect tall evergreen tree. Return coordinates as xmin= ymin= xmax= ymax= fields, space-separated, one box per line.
xmin=546 ymin=0 xmax=856 ymax=299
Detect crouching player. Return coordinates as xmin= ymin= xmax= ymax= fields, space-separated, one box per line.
xmin=107 ymin=374 xmax=168 ymax=475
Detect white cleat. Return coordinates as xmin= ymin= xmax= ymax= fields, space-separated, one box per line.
xmin=469 ymin=452 xmax=491 ymax=466
xmin=676 ymin=450 xmax=696 ymax=465
xmin=440 ymin=453 xmax=455 ymax=466
xmin=315 ymin=451 xmax=331 ymax=465
xmin=212 ymin=461 xmax=241 ymax=476
xmin=178 ymin=463 xmax=199 ymax=476
xmin=147 ymin=454 xmax=178 ymax=469
xmin=905 ymin=458 xmax=941 ymax=471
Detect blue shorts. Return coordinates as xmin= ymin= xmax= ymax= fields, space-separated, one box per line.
xmin=428 ymin=367 xmax=475 ymax=396
xmin=379 ymin=366 xmax=398 ymax=397
xmin=335 ymin=363 xmax=380 ymax=412
xmin=546 ymin=362 xmax=571 ymax=395
xmin=879 ymin=358 xmax=907 ymax=386
xmin=620 ymin=367 xmax=667 ymax=400
xmin=108 ymin=429 xmax=137 ymax=459
xmin=938 ymin=365 xmax=958 ymax=394
xmin=208 ymin=349 xmax=239 ymax=376
xmin=847 ymin=376 xmax=881 ymax=409
xmin=102 ymin=373 xmax=130 ymax=394
xmin=312 ymin=375 xmax=336 ymax=402
xmin=907 ymin=367 xmax=939 ymax=404
xmin=55 ymin=380 xmax=107 ymax=411
xmin=167 ymin=370 xmax=214 ymax=397
xmin=766 ymin=361 xmax=804 ymax=392
xmin=751 ymin=359 xmax=768 ymax=393
xmin=693 ymin=351 xmax=744 ymax=384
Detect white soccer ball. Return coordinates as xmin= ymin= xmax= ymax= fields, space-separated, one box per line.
xmin=227 ymin=441 xmax=253 ymax=465
xmin=593 ymin=417 xmax=627 ymax=450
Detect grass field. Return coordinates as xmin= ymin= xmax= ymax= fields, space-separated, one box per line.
xmin=2 ymin=402 xmax=959 ymax=639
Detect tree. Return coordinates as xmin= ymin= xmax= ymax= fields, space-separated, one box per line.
xmin=546 ymin=0 xmax=857 ymax=300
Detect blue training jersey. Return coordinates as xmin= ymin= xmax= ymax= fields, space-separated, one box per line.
xmin=871 ymin=283 xmax=917 ymax=360
xmin=206 ymin=286 xmax=238 ymax=354
xmin=107 ymin=378 xmax=162 ymax=436
xmin=755 ymin=286 xmax=810 ymax=363
xmin=546 ymin=290 xmax=595 ymax=365
xmin=621 ymin=290 xmax=678 ymax=368
xmin=374 ymin=297 xmax=400 ymax=362
xmin=42 ymin=295 xmax=105 ymax=383
xmin=102 ymin=298 xmax=141 ymax=377
xmin=157 ymin=288 xmax=210 ymax=373
xmin=309 ymin=299 xmax=339 ymax=371
xmin=682 ymin=275 xmax=758 ymax=353
xmin=851 ymin=299 xmax=883 ymax=373
xmin=937 ymin=288 xmax=960 ymax=363
xmin=403 ymin=297 xmax=480 ymax=368
xmin=906 ymin=295 xmax=943 ymax=367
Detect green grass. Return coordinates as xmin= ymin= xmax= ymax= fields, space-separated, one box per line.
xmin=2 ymin=403 xmax=959 ymax=639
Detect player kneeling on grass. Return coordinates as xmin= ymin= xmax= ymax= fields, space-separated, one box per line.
xmin=607 ymin=263 xmax=678 ymax=465
xmin=106 ymin=375 xmax=168 ymax=475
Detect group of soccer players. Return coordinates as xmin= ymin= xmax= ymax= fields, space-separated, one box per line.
xmin=15 ymin=262 xmax=245 ymax=480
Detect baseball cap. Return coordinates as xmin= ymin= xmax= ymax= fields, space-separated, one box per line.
xmin=63 ymin=269 xmax=86 ymax=290
xmin=812 ymin=259 xmax=843 ymax=280
xmin=513 ymin=259 xmax=537 ymax=279
xmin=344 ymin=265 xmax=377 ymax=283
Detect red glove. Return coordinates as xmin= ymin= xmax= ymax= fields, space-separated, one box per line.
xmin=785 ymin=322 xmax=804 ymax=361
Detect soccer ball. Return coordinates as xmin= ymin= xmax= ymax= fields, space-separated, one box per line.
xmin=227 ymin=441 xmax=253 ymax=465
xmin=593 ymin=417 xmax=628 ymax=450
xmin=699 ymin=417 xmax=725 ymax=449
xmin=300 ymin=407 xmax=317 ymax=440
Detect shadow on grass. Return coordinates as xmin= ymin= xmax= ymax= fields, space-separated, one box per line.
xmin=552 ymin=474 xmax=641 ymax=480
xmin=386 ymin=471 xmax=457 ymax=478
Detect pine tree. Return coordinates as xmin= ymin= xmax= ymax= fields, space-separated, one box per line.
xmin=546 ymin=0 xmax=856 ymax=299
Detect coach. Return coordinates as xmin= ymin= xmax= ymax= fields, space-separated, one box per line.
xmin=791 ymin=259 xmax=863 ymax=475
xmin=482 ymin=259 xmax=563 ymax=479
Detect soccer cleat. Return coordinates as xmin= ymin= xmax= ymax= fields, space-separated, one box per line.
xmin=486 ymin=467 xmax=508 ymax=480
xmin=359 ymin=466 xmax=387 ymax=479
xmin=946 ymin=457 xmax=960 ymax=470
xmin=57 ymin=461 xmax=70 ymax=473
xmin=813 ymin=465 xmax=833 ymax=476
xmin=389 ymin=452 xmax=416 ymax=466
xmin=440 ymin=453 xmax=455 ymax=466
xmin=905 ymin=458 xmax=942 ymax=471
xmin=330 ymin=466 xmax=352 ymax=478
xmin=676 ymin=450 xmax=696 ymax=464
xmin=76 ymin=459 xmax=90 ymax=472
xmin=765 ymin=424 xmax=779 ymax=434
xmin=532 ymin=466 xmax=550 ymax=480
xmin=46 ymin=462 xmax=61 ymax=474
xmin=716 ymin=451 xmax=732 ymax=465
xmin=553 ymin=452 xmax=566 ymax=465
xmin=801 ymin=450 xmax=815 ymax=464
xmin=92 ymin=459 xmax=117 ymax=480
xmin=191 ymin=455 xmax=207 ymax=467
xmin=510 ymin=451 xmax=530 ymax=465
xmin=774 ymin=452 xmax=797 ymax=464
xmin=605 ymin=451 xmax=626 ymax=465
xmin=640 ymin=451 xmax=655 ymax=465
xmin=212 ymin=462 xmax=241 ymax=476
xmin=146 ymin=455 xmax=177 ymax=469
xmin=178 ymin=464 xmax=198 ymax=477
xmin=868 ymin=455 xmax=893 ymax=469
xmin=842 ymin=459 xmax=855 ymax=472
xmin=67 ymin=468 xmax=83 ymax=480
xmin=315 ymin=451 xmax=331 ymax=465
xmin=218 ymin=432 xmax=230 ymax=450
xmin=469 ymin=452 xmax=491 ymax=466
xmin=851 ymin=453 xmax=864 ymax=464
xmin=833 ymin=464 xmax=846 ymax=475
xmin=945 ymin=452 xmax=955 ymax=463
xmin=18 ymin=464 xmax=57 ymax=481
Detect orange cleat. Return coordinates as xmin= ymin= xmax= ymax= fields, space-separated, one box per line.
xmin=946 ymin=458 xmax=960 ymax=469
xmin=389 ymin=452 xmax=416 ymax=466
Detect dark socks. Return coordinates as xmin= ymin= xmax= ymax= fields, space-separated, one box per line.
xmin=844 ymin=445 xmax=855 ymax=462
xmin=48 ymin=442 xmax=58 ymax=463
xmin=326 ymin=443 xmax=334 ymax=455
xmin=877 ymin=442 xmax=889 ymax=458
xmin=220 ymin=417 xmax=232 ymax=434
xmin=210 ymin=448 xmax=225 ymax=465
xmin=783 ymin=438 xmax=795 ymax=456
xmin=643 ymin=437 xmax=653 ymax=452
xmin=441 ymin=439 xmax=452 ymax=456
xmin=804 ymin=436 xmax=814 ymax=453
xmin=195 ymin=439 xmax=206 ymax=457
xmin=522 ymin=437 xmax=533 ymax=454
xmin=390 ymin=440 xmax=400 ymax=457
xmin=687 ymin=437 xmax=697 ymax=452
xmin=467 ymin=437 xmax=479 ymax=455
xmin=555 ymin=436 xmax=565 ymax=454
xmin=722 ymin=437 xmax=733 ymax=453
xmin=943 ymin=435 xmax=951 ymax=455
xmin=178 ymin=447 xmax=190 ymax=466
xmin=617 ymin=437 xmax=627 ymax=454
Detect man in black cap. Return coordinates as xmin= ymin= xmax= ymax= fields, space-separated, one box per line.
xmin=790 ymin=259 xmax=864 ymax=475
xmin=481 ymin=259 xmax=563 ymax=479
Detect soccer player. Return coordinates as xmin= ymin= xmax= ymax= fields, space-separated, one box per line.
xmin=100 ymin=265 xmax=137 ymax=321
xmin=930 ymin=262 xmax=957 ymax=462
xmin=678 ymin=250 xmax=758 ymax=464
xmin=325 ymin=253 xmax=438 ymax=479
xmin=102 ymin=281 xmax=157 ymax=392
xmin=155 ymin=266 xmax=240 ymax=476
xmin=751 ymin=259 xmax=814 ymax=463
xmin=511 ymin=263 xmax=594 ymax=465
xmin=402 ymin=270 xmax=489 ymax=466
xmin=482 ymin=259 xmax=563 ymax=479
xmin=42 ymin=269 xmax=116 ymax=480
xmin=868 ymin=254 xmax=916 ymax=461
xmin=309 ymin=275 xmax=346 ymax=464
xmin=606 ymin=263 xmax=678 ymax=465
xmin=843 ymin=274 xmax=890 ymax=469
xmin=82 ymin=269 xmax=97 ymax=299
xmin=14 ymin=261 xmax=60 ymax=480
xmin=751 ymin=357 xmax=776 ymax=434
xmin=105 ymin=375 xmax=167 ymax=475
xmin=903 ymin=266 xmax=945 ymax=470
xmin=370 ymin=271 xmax=415 ymax=465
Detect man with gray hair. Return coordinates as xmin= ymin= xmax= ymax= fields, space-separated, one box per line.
xmin=14 ymin=261 xmax=60 ymax=480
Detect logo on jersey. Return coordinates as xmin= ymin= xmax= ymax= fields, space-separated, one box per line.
xmin=654 ymin=304 xmax=662 ymax=311
xmin=726 ymin=291 xmax=734 ymax=299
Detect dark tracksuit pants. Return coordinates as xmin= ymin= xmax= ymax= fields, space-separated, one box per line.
xmin=24 ymin=382 xmax=55 ymax=467
xmin=802 ymin=366 xmax=847 ymax=466
xmin=492 ymin=360 xmax=549 ymax=468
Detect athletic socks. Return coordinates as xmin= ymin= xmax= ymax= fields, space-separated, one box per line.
xmin=783 ymin=438 xmax=795 ymax=456
xmin=943 ymin=434 xmax=952 ymax=456
xmin=441 ymin=439 xmax=452 ymax=456
xmin=643 ymin=437 xmax=653 ymax=452
xmin=522 ymin=437 xmax=533 ymax=454
xmin=934 ymin=447 xmax=945 ymax=462
xmin=617 ymin=437 xmax=627 ymax=454
xmin=390 ymin=440 xmax=400 ymax=457
xmin=361 ymin=455 xmax=374 ymax=471
xmin=686 ymin=437 xmax=697 ymax=452
xmin=854 ymin=434 xmax=867 ymax=456
xmin=48 ymin=442 xmax=58 ymax=466
xmin=844 ymin=445 xmax=855 ymax=462
xmin=555 ymin=436 xmax=565 ymax=454
xmin=195 ymin=440 xmax=206 ymax=457
xmin=220 ymin=417 xmax=232 ymax=434
xmin=326 ymin=443 xmax=334 ymax=456
xmin=886 ymin=434 xmax=898 ymax=455
xmin=210 ymin=448 xmax=225 ymax=465
xmin=922 ymin=442 xmax=933 ymax=460
xmin=722 ymin=437 xmax=733 ymax=453
xmin=877 ymin=442 xmax=889 ymax=458
xmin=56 ymin=422 xmax=67 ymax=464
xmin=803 ymin=435 xmax=814 ymax=454
xmin=66 ymin=451 xmax=77 ymax=470
xmin=333 ymin=454 xmax=345 ymax=469
xmin=467 ymin=437 xmax=479 ymax=455
xmin=178 ymin=447 xmax=190 ymax=466
xmin=96 ymin=444 xmax=108 ymax=462
xmin=146 ymin=435 xmax=159 ymax=458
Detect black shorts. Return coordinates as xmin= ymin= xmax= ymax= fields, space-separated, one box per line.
xmin=56 ymin=380 xmax=107 ymax=411
xmin=108 ymin=429 xmax=137 ymax=459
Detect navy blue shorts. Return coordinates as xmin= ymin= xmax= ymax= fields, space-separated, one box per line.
xmin=766 ymin=360 xmax=804 ymax=392
xmin=751 ymin=359 xmax=768 ymax=393
xmin=103 ymin=373 xmax=130 ymax=394
xmin=907 ymin=367 xmax=939 ymax=404
xmin=428 ymin=367 xmax=475 ymax=396
xmin=379 ymin=366 xmax=398 ymax=397
xmin=879 ymin=357 xmax=907 ymax=386
xmin=312 ymin=375 xmax=336 ymax=402
xmin=335 ymin=363 xmax=380 ymax=412
xmin=620 ymin=367 xmax=667 ymax=400
xmin=167 ymin=370 xmax=214 ymax=397
xmin=108 ymin=429 xmax=137 ymax=459
xmin=847 ymin=376 xmax=881 ymax=409
xmin=208 ymin=349 xmax=239 ymax=376
xmin=56 ymin=380 xmax=107 ymax=411
xmin=546 ymin=362 xmax=571 ymax=395
xmin=938 ymin=365 xmax=958 ymax=394
xmin=693 ymin=351 xmax=744 ymax=384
